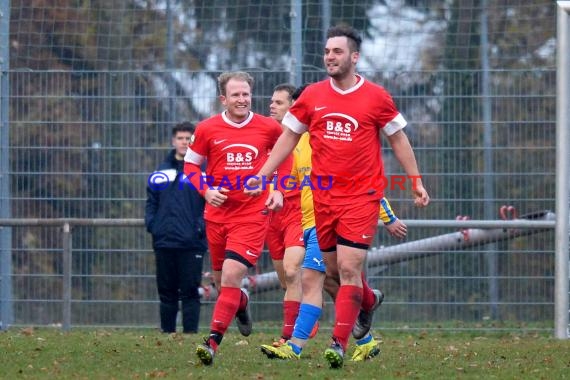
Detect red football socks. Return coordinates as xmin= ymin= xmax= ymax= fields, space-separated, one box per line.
xmin=210 ymin=286 xmax=241 ymax=335
xmin=281 ymin=300 xmax=300 ymax=339
xmin=332 ymin=285 xmax=362 ymax=350
xmin=360 ymin=272 xmax=376 ymax=311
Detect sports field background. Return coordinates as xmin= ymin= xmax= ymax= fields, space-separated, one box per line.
xmin=1 ymin=328 xmax=569 ymax=378
xmin=0 ymin=1 xmax=565 ymax=333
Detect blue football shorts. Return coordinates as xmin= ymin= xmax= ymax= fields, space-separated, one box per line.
xmin=302 ymin=226 xmax=325 ymax=273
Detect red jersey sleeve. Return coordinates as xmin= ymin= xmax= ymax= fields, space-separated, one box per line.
xmin=283 ymin=85 xmax=318 ymax=134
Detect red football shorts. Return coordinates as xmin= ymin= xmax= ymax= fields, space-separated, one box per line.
xmin=314 ymin=199 xmax=380 ymax=251
xmin=205 ymin=214 xmax=270 ymax=271
xmin=265 ymin=194 xmax=304 ymax=260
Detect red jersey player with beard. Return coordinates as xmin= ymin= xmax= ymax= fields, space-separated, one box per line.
xmin=246 ymin=26 xmax=430 ymax=368
xmin=184 ymin=71 xmax=284 ymax=366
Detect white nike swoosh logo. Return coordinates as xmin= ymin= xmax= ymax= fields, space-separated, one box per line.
xmin=362 ymin=234 xmax=372 ymax=239
xmin=213 ymin=139 xmax=227 ymax=145
xmin=245 ymin=250 xmax=257 ymax=257
xmin=314 ymin=106 xmax=326 ymax=111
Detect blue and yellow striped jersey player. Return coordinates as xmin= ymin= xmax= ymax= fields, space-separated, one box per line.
xmin=260 ymin=83 xmax=408 ymax=362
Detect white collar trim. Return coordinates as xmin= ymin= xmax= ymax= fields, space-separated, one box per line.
xmin=329 ymin=74 xmax=365 ymax=95
xmin=221 ymin=111 xmax=254 ymax=128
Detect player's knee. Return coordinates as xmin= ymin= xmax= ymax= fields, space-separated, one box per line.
xmin=325 ymin=266 xmax=338 ymax=279
xmin=284 ymin=268 xmax=301 ymax=285
xmin=323 ymin=277 xmax=338 ymax=300
xmin=337 ymin=264 xmax=360 ymax=283
xmin=221 ymin=269 xmax=245 ymax=287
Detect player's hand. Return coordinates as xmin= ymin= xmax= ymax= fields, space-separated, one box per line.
xmin=412 ymin=184 xmax=430 ymax=208
xmin=244 ymin=175 xmax=263 ymax=196
xmin=384 ymin=219 xmax=407 ymax=239
xmin=205 ymin=187 xmax=229 ymax=207
xmin=265 ymin=190 xmax=283 ymax=211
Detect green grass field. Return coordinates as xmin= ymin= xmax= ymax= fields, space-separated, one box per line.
xmin=1 ymin=327 xmax=569 ymax=379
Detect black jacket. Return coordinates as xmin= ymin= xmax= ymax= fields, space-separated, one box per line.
xmin=145 ymin=150 xmax=207 ymax=251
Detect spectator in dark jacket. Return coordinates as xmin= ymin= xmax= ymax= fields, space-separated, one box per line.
xmin=145 ymin=122 xmax=207 ymax=333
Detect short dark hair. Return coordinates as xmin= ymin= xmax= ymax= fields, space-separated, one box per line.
xmin=172 ymin=121 xmax=195 ymax=136
xmin=292 ymin=83 xmax=310 ymax=101
xmin=326 ymin=25 xmax=362 ymax=52
xmin=273 ymin=83 xmax=296 ymax=102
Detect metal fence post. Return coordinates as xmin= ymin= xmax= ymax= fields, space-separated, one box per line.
xmin=165 ymin=0 xmax=176 ymax=124
xmin=62 ymin=223 xmax=72 ymax=331
xmin=0 ymin=0 xmax=13 ymax=331
xmin=555 ymin=0 xmax=570 ymax=340
xmin=321 ymin=0 xmax=331 ymax=43
xmin=480 ymin=0 xmax=499 ymax=321
xmin=289 ymin=0 xmax=302 ymax=86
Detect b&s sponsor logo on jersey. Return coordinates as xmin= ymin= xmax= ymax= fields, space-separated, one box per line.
xmin=322 ymin=113 xmax=359 ymax=142
xmin=222 ymin=144 xmax=258 ymax=171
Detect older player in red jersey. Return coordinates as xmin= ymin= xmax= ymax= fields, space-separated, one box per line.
xmin=246 ymin=25 xmax=429 ymax=368
xmin=184 ymin=71 xmax=285 ymax=366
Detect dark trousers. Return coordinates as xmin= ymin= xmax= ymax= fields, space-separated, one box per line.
xmin=155 ymin=248 xmax=204 ymax=333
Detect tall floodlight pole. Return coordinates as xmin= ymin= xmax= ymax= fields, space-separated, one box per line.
xmin=555 ymin=0 xmax=570 ymax=340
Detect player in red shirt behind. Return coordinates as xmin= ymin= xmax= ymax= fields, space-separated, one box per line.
xmin=265 ymin=84 xmax=306 ymax=343
xmin=184 ymin=71 xmax=284 ymax=366
xmin=246 ymin=25 xmax=430 ymax=368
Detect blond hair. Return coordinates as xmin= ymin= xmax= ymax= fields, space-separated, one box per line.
xmin=217 ymin=71 xmax=254 ymax=96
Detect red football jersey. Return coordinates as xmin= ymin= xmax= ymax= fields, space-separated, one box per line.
xmin=184 ymin=111 xmax=283 ymax=222
xmin=282 ymin=75 xmax=407 ymax=204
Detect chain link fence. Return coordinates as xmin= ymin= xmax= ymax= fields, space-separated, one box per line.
xmin=0 ymin=1 xmax=565 ymax=333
